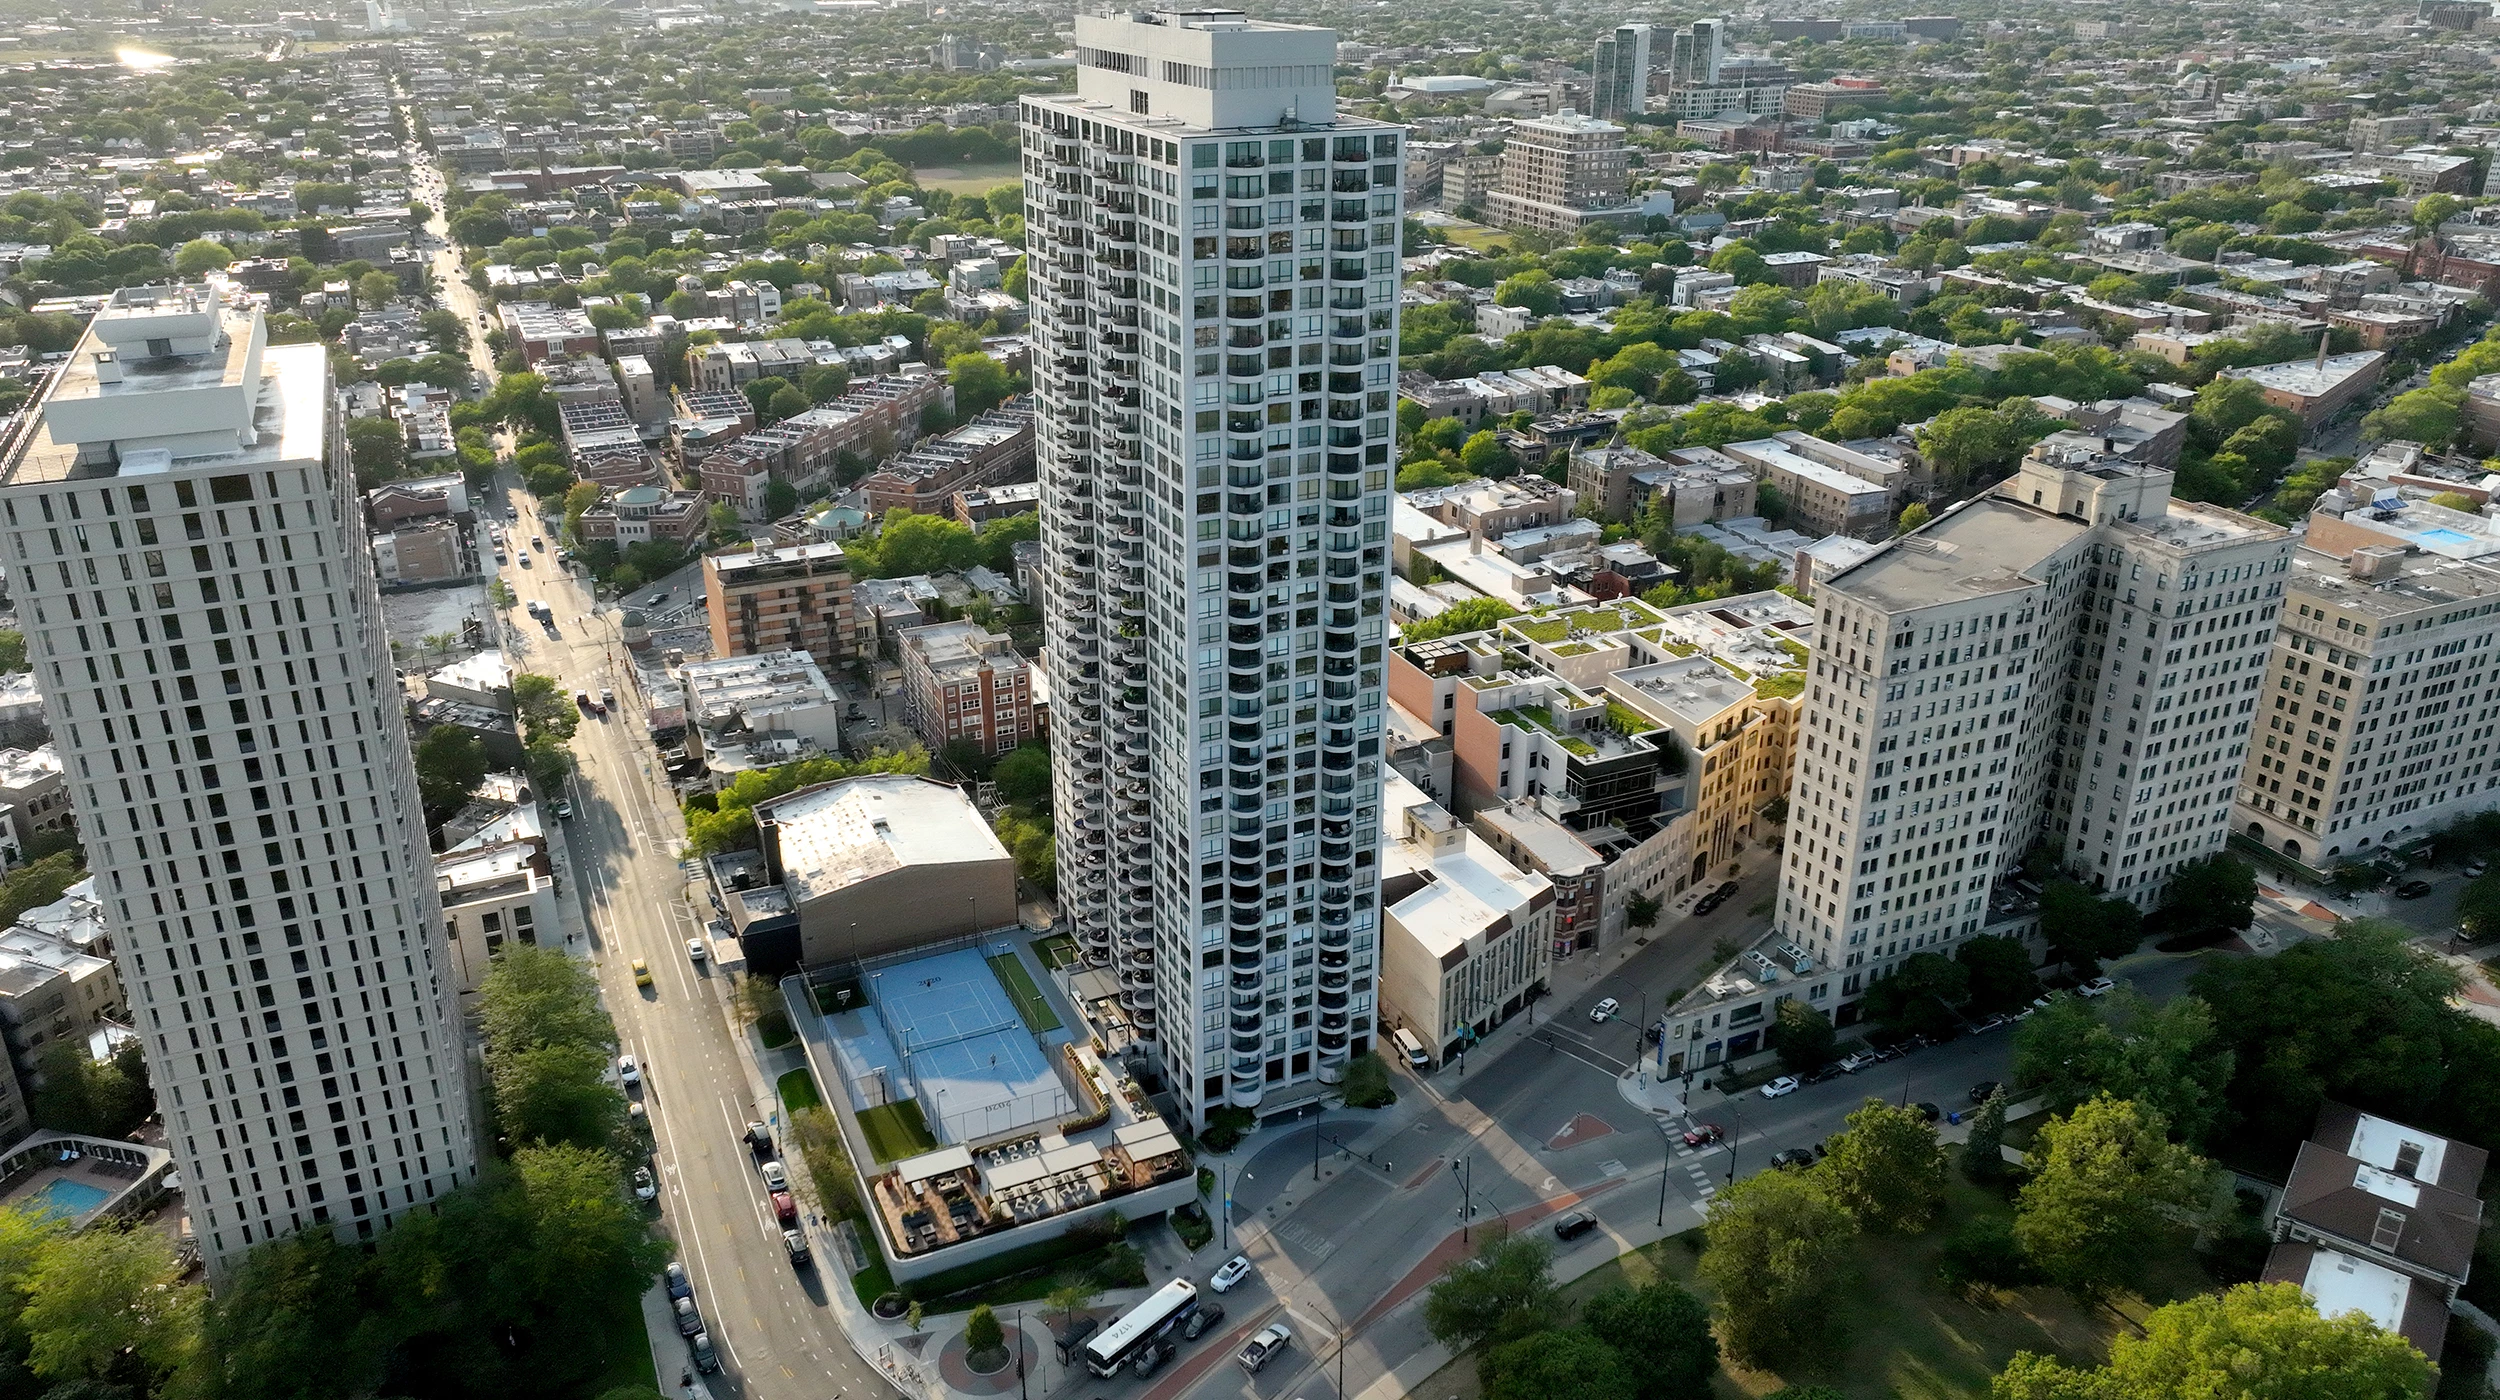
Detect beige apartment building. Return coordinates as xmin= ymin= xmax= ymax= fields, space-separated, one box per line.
xmin=1767 ymin=443 xmax=2289 ymax=1027
xmin=704 ymin=539 xmax=867 ymax=668
xmin=1379 ymin=773 xmax=1555 ymax=1065
xmin=2235 ymin=544 xmax=2500 ymax=867
xmin=1720 ymin=432 xmax=1902 ymax=541
xmin=1483 ymin=110 xmax=1633 ymax=233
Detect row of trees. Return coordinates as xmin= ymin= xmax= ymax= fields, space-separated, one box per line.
xmin=2004 ymin=912 xmax=2500 ymax=1163
xmin=0 ymin=944 xmax=668 ymax=1400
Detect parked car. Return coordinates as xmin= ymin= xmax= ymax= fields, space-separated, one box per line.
xmin=674 ymin=1298 xmax=703 ymax=1337
xmin=1551 ymin=1210 xmax=1598 ymax=1241
xmin=1682 ymin=1123 xmax=1724 ymax=1147
xmin=745 ymin=1122 xmax=774 ymax=1161
xmin=1210 ymin=1254 xmax=1252 ymax=1292
xmin=783 ymin=1229 xmax=811 ymax=1268
xmin=688 ymin=938 xmax=707 ymax=963
xmin=1131 ymin=1340 xmax=1174 ymax=1380
xmin=771 ymin=1191 xmax=798 ymax=1225
xmin=689 ymin=1332 xmax=720 ymax=1375
xmin=617 ymin=1054 xmax=642 ymax=1087
xmin=1969 ymin=1080 xmax=2004 ymax=1105
xmin=1182 ymin=1303 xmax=1224 ymax=1341
xmin=664 ymin=1261 xmax=692 ymax=1301
xmin=1589 ymin=997 xmax=1619 ymax=1023
xmin=1237 ymin=1324 xmax=1292 ymax=1374
xmin=1769 ymin=1148 xmax=1818 ymax=1170
xmin=2077 ymin=976 xmax=2116 ymax=997
xmin=2396 ymin=880 xmax=2434 ymax=899
xmin=1837 ymin=1051 xmax=1874 ymax=1073
xmin=760 ymin=1159 xmax=788 ymax=1191
xmin=1912 ymin=1102 xmax=1942 ymax=1124
xmin=1802 ymin=1064 xmax=1843 ymax=1085
xmin=552 ymin=797 xmax=574 ymax=820
xmin=634 ymin=1167 xmax=657 ymax=1202
xmin=2469 ymin=859 xmax=2489 ymax=878
xmin=1759 ymin=1075 xmax=1799 ymax=1099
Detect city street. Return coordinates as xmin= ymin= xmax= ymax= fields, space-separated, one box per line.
xmin=1149 ymin=950 xmax=2205 ymax=1400
xmin=393 ymin=120 xmax=882 ymax=1400
xmin=479 ymin=469 xmax=879 ymax=1400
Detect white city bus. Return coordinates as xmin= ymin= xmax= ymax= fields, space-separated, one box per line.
xmin=1083 ymin=1278 xmax=1199 ymax=1377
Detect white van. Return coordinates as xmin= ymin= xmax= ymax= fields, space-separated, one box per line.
xmin=1393 ymin=1027 xmax=1428 ymax=1068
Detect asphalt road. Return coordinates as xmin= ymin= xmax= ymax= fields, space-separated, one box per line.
xmin=392 ymin=119 xmax=886 ymax=1400
xmin=1161 ymin=941 xmax=2206 ymax=1400
xmin=481 ymin=471 xmax=881 ymax=1400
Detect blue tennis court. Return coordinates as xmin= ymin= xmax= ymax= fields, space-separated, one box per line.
xmin=868 ymin=947 xmax=1072 ymax=1144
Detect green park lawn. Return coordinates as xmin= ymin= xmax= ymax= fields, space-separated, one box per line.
xmin=912 ymin=162 xmax=1021 ymax=195
xmin=778 ymin=1067 xmax=823 ymax=1114
xmin=1422 ymin=1178 xmax=2217 ymax=1400
xmin=987 ymin=951 xmax=1062 ymax=1033
xmin=858 ymin=1099 xmax=939 ymax=1162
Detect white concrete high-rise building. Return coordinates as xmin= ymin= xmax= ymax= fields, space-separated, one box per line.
xmin=1023 ymin=9 xmax=1402 ymax=1127
xmin=0 ymin=284 xmax=476 ymax=1274
xmin=1776 ymin=444 xmax=2291 ymax=1022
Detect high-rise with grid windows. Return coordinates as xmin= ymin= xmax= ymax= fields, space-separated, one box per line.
xmin=0 ymin=283 xmax=475 ymax=1276
xmin=1022 ymin=9 xmax=1403 ymax=1127
xmin=1775 ymin=445 xmax=2289 ymax=1025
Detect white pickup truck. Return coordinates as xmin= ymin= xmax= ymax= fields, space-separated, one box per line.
xmin=1237 ymin=1322 xmax=1292 ymax=1374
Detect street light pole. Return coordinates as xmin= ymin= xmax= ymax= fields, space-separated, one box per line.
xmin=1726 ymin=1100 xmax=1741 ymax=1187
xmin=1655 ymin=1122 xmax=1672 ymax=1226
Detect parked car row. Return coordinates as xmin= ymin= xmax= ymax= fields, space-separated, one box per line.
xmin=663 ymin=1263 xmax=721 ymax=1375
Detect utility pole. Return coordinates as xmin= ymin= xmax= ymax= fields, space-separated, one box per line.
xmin=1450 ymin=1154 xmax=1475 ymax=1244
xmin=1726 ymin=1100 xmax=1740 ymax=1187
xmin=1655 ymin=1121 xmax=1672 ymax=1226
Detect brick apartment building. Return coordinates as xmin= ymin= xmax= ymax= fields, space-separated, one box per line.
xmin=703 ymin=539 xmax=866 ymax=666
xmin=898 ymin=619 xmax=1037 ymax=758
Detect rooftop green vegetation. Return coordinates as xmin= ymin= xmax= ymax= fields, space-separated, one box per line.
xmin=1492 ymin=703 xmax=1598 ymax=757
xmin=1510 ymin=616 xmax=1572 ymax=644
xmin=1776 ymin=636 xmax=1811 ymax=665
xmin=1606 ymin=701 xmax=1658 ymax=737
xmin=1711 ymin=656 xmax=1749 ymax=682
xmin=1754 ymin=672 xmax=1807 ymax=700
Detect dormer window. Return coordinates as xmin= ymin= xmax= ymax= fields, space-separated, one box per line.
xmin=2394 ymin=1140 xmax=2425 ymax=1179
xmin=2372 ymin=1207 xmax=2406 ymax=1252
xmin=146 ymin=338 xmax=171 ymax=358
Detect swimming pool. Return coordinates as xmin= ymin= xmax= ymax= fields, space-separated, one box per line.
xmin=2418 ymin=528 xmax=2475 ymax=548
xmin=25 ymin=1178 xmax=110 ymax=1223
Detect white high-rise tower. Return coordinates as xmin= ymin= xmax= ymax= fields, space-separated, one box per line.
xmin=0 ymin=284 xmax=477 ymax=1274
xmin=1024 ymin=9 xmax=1403 ymax=1127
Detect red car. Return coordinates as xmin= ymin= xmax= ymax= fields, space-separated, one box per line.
xmin=771 ymin=1190 xmax=798 ymax=1226
xmin=1682 ymin=1123 xmax=1724 ymax=1148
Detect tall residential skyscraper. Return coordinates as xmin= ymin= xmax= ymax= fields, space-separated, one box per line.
xmin=1775 ymin=445 xmax=2290 ymax=1021
xmin=0 ymin=284 xmax=476 ymax=1274
xmin=1589 ymin=23 xmax=1654 ymax=123
xmin=1024 ymin=8 xmax=1402 ymax=1127
xmin=1665 ymin=17 xmax=1722 ymax=89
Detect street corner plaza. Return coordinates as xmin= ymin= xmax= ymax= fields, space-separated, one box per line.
xmin=840 ymin=945 xmax=1073 ymax=1145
